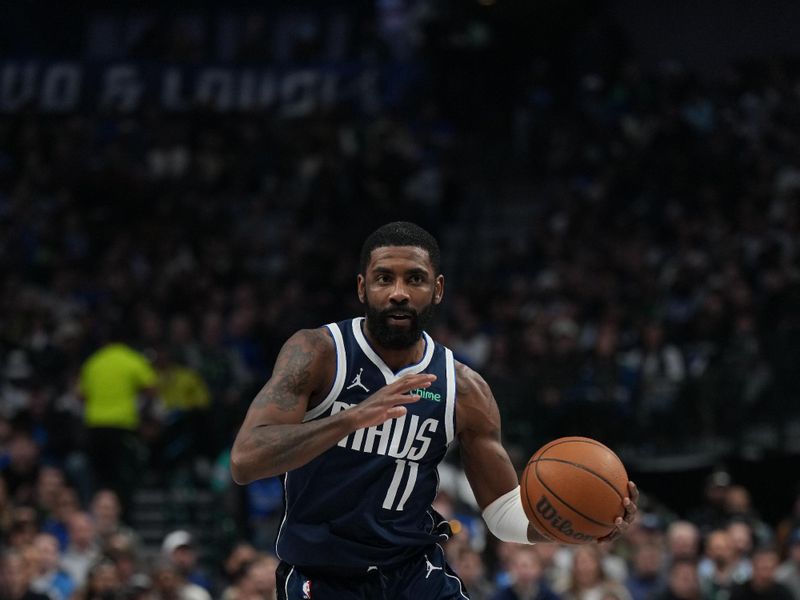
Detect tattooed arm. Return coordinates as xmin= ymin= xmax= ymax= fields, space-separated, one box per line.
xmin=230 ymin=328 xmax=435 ymax=484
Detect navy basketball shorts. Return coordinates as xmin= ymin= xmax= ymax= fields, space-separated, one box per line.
xmin=276 ymin=544 xmax=470 ymax=600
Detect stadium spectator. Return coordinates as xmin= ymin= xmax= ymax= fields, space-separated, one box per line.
xmin=666 ymin=521 xmax=702 ymax=563
xmin=688 ymin=472 xmax=733 ymax=539
xmin=494 ymin=542 xmax=528 ymax=589
xmin=726 ymin=520 xmax=755 ymax=583
xmin=454 ymin=547 xmax=496 ymax=600
xmin=623 ymin=321 xmax=686 ymax=446
xmin=89 ymin=488 xmax=139 ymax=550
xmin=775 ymin=529 xmax=800 ymax=599
xmin=0 ymin=548 xmax=50 ymax=600
xmin=70 ymin=559 xmax=123 ymax=600
xmin=624 ymin=543 xmax=666 ymax=600
xmin=104 ymin=531 xmax=144 ymax=590
xmin=490 ymin=545 xmax=560 ymax=600
xmin=724 ymin=486 xmax=774 ymax=548
xmin=151 ymin=559 xmax=211 ymax=600
xmin=0 ymin=351 xmax=34 ymax=421
xmin=730 ymin=547 xmax=793 ymax=600
xmin=151 ymin=347 xmax=212 ymax=477
xmin=33 ymin=466 xmax=66 ymax=525
xmin=28 ymin=532 xmax=75 ymax=600
xmin=7 ymin=507 xmax=39 ymax=550
xmin=557 ymin=545 xmax=632 ymax=600
xmin=40 ymin=486 xmax=80 ymax=552
xmin=533 ymin=543 xmax=573 ymax=591
xmin=1 ymin=430 xmax=41 ymax=507
xmin=78 ymin=330 xmax=157 ymax=512
xmin=229 ymin=554 xmax=279 ymax=600
xmin=219 ymin=541 xmax=258 ymax=594
xmin=699 ymin=529 xmax=748 ymax=600
xmin=60 ymin=512 xmax=100 ymax=587
xmin=652 ymin=559 xmax=703 ymax=600
xmin=620 ymin=512 xmax=668 ymax=562
xmin=160 ymin=530 xmax=213 ymax=595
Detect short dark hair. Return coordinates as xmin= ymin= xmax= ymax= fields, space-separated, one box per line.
xmin=359 ymin=222 xmax=441 ymax=274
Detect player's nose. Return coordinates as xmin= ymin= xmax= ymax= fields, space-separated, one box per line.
xmin=388 ymin=282 xmax=411 ymax=303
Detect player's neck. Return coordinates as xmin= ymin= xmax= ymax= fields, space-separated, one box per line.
xmin=362 ymin=324 xmax=425 ymax=372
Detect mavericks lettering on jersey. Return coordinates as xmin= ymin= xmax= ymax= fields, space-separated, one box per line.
xmin=331 ymin=401 xmax=438 ymax=461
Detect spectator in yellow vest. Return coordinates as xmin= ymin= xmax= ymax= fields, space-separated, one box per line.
xmin=153 ymin=346 xmax=213 ymax=478
xmin=78 ymin=326 xmax=156 ymax=514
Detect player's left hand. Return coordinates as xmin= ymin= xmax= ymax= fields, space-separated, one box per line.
xmin=597 ymin=481 xmax=638 ymax=544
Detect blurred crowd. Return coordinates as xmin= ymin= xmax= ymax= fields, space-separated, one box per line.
xmin=437 ymin=57 xmax=800 ymax=457
xmin=1 ymin=458 xmax=800 ymax=599
xmin=2 ymin=1 xmax=800 ymax=598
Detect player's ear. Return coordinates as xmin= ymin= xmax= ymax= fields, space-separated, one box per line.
xmin=357 ymin=274 xmax=366 ymax=303
xmin=433 ymin=274 xmax=444 ymax=305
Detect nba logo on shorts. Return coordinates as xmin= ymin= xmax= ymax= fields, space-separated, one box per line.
xmin=302 ymin=580 xmax=312 ymax=599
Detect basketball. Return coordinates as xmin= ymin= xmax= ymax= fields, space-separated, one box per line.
xmin=521 ymin=436 xmax=629 ymax=544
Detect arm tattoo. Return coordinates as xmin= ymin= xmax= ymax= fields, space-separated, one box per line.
xmin=253 ymin=330 xmax=323 ymax=411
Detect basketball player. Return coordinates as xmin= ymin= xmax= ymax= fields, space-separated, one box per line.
xmin=231 ymin=222 xmax=639 ymax=599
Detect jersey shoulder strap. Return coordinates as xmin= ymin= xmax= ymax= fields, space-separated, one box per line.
xmin=303 ymin=321 xmax=347 ymax=422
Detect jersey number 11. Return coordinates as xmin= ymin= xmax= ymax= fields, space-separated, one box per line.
xmin=382 ymin=459 xmax=419 ymax=511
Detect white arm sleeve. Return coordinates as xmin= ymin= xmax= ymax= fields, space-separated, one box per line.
xmin=481 ymin=486 xmax=532 ymax=544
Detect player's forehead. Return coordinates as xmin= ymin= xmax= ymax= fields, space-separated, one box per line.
xmin=366 ymin=245 xmax=433 ymax=273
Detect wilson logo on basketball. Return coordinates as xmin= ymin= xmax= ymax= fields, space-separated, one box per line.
xmin=536 ymin=496 xmax=595 ymax=542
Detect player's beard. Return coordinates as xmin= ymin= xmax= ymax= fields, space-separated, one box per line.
xmin=364 ymin=297 xmax=436 ymax=350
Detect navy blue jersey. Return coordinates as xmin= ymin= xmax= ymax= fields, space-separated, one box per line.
xmin=275 ymin=317 xmax=458 ymax=570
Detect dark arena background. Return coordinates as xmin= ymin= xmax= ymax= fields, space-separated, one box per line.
xmin=2 ymin=1 xmax=800 ymax=598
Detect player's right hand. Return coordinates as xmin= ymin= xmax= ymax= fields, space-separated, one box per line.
xmin=346 ymin=373 xmax=436 ymax=430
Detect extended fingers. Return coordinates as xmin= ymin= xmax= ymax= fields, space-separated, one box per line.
xmin=393 ymin=392 xmax=424 ymax=405
xmin=391 ymin=373 xmax=436 ymax=391
xmin=628 ymin=481 xmax=639 ymax=503
xmin=623 ymin=482 xmax=639 ymax=523
xmin=386 ymin=374 xmax=436 ymax=405
xmin=598 ymin=483 xmax=640 ymax=544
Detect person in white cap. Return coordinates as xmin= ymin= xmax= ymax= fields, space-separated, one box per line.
xmin=161 ymin=530 xmax=213 ymax=595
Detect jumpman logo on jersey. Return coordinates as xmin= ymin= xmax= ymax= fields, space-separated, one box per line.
xmin=424 ymin=555 xmax=442 ymax=579
xmin=346 ymin=368 xmax=370 ymax=392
